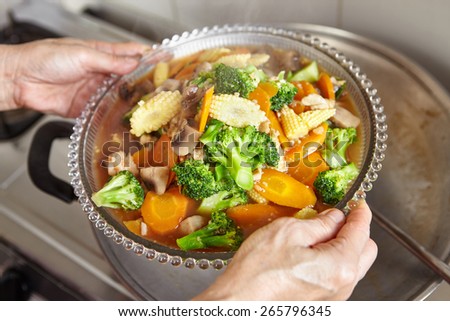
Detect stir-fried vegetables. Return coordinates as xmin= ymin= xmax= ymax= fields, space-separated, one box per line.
xmin=93 ymin=44 xmax=363 ymax=252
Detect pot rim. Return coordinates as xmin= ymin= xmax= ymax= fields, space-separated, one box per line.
xmin=68 ymin=24 xmax=387 ymax=270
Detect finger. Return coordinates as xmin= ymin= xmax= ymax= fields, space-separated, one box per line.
xmin=357 ymin=238 xmax=378 ymax=281
xmin=87 ymin=40 xmax=151 ymax=56
xmin=288 ymin=208 xmax=346 ymax=247
xmin=330 ymin=200 xmax=373 ymax=254
xmin=44 ymin=38 xmax=151 ymax=56
xmin=81 ymin=48 xmax=140 ymax=75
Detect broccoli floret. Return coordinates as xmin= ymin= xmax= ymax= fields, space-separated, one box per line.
xmin=192 ymin=63 xmax=258 ymax=98
xmin=214 ymin=63 xmax=257 ymax=98
xmin=313 ymin=163 xmax=359 ymax=205
xmin=172 ymin=158 xmax=218 ymax=200
xmin=198 ymin=118 xmax=224 ymax=143
xmin=176 ymin=211 xmax=243 ymax=251
xmin=270 ymin=79 xmax=298 ymax=111
xmin=321 ymin=127 xmax=357 ymax=168
xmin=197 ymin=164 xmax=247 ymax=214
xmin=197 ymin=182 xmax=248 ymax=215
xmin=200 ymin=120 xmax=280 ymax=190
xmin=213 ymin=164 xmax=236 ymax=191
xmin=91 ymin=170 xmax=144 ymax=210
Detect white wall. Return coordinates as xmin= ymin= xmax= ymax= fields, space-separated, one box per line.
xmin=100 ymin=0 xmax=450 ymax=93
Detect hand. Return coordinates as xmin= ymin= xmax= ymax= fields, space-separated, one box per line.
xmin=1 ymin=38 xmax=150 ymax=117
xmin=194 ymin=201 xmax=377 ymax=301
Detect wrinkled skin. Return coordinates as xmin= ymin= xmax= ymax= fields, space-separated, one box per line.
xmin=194 ymin=201 xmax=377 ymax=301
xmin=0 ymin=38 xmax=149 ymax=117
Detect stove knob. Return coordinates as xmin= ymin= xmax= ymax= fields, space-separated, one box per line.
xmin=0 ymin=267 xmax=32 ymax=300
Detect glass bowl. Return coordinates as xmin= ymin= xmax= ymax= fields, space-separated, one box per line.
xmin=68 ymin=25 xmax=387 ymax=269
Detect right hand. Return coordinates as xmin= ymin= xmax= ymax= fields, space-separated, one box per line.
xmin=194 ymin=201 xmax=377 ymax=300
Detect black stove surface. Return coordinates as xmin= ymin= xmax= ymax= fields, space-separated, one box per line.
xmin=0 ymin=238 xmax=88 ymax=300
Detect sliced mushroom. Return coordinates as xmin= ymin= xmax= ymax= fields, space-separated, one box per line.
xmin=139 ymin=134 xmax=158 ymax=146
xmin=194 ymin=62 xmax=212 ymax=77
xmin=120 ymin=79 xmax=155 ymax=105
xmin=192 ymin=147 xmax=205 ymax=161
xmin=182 ymin=84 xmax=205 ymax=119
xmin=178 ymin=215 xmax=209 ymax=236
xmin=155 ymin=78 xmax=181 ymax=93
xmin=107 ymin=151 xmax=139 ymax=177
xmin=262 ymin=47 xmax=300 ymax=76
xmin=331 ymin=105 xmax=361 ymax=128
xmin=140 ymin=166 xmax=170 ymax=195
xmin=171 ymin=124 xmax=202 ymax=156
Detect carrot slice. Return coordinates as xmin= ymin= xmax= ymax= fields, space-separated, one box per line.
xmin=288 ymin=151 xmax=329 ymax=188
xmin=249 ymin=86 xmax=289 ymax=145
xmin=254 ymin=168 xmax=317 ymax=208
xmin=174 ymin=62 xmax=200 ymax=81
xmin=249 ymin=86 xmax=271 ymax=113
xmin=198 ymin=86 xmax=214 ymax=132
xmin=141 ymin=188 xmax=191 ymax=234
xmin=169 ymin=52 xmax=200 ymax=77
xmin=289 ymin=100 xmax=305 ymax=115
xmin=292 ymin=81 xmax=317 ymax=100
xmin=258 ymin=82 xmax=278 ymax=98
xmin=227 ymin=204 xmax=298 ymax=237
xmin=123 ymin=218 xmax=142 ymax=236
xmin=317 ymin=73 xmax=335 ymax=100
xmin=132 ymin=134 xmax=176 ymax=168
xmin=284 ymin=122 xmax=328 ymax=163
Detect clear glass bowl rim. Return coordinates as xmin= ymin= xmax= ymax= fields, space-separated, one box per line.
xmin=68 ymin=24 xmax=387 ymax=270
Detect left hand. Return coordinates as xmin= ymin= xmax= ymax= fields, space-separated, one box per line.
xmin=1 ymin=38 xmax=149 ymax=117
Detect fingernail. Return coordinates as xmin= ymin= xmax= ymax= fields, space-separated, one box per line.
xmin=318 ymin=208 xmax=345 ymax=223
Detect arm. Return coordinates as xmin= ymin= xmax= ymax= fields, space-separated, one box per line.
xmin=194 ymin=200 xmax=377 ymax=300
xmin=0 ymin=38 xmax=150 ymax=117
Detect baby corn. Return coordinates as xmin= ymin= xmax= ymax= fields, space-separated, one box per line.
xmin=130 ymin=91 xmax=182 ymax=137
xmin=153 ymin=62 xmax=169 ymax=87
xmin=248 ymin=53 xmax=270 ymax=67
xmin=215 ymin=53 xmax=251 ymax=68
xmin=294 ymin=207 xmax=318 ymax=219
xmin=247 ymin=188 xmax=268 ymax=204
xmin=198 ymin=47 xmax=231 ymax=62
xmin=301 ymin=109 xmax=336 ymax=130
xmin=280 ymin=107 xmax=335 ymax=140
xmin=209 ymin=94 xmax=266 ymax=128
xmin=280 ymin=106 xmax=309 ymax=140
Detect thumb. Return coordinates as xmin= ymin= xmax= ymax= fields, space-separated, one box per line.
xmin=291 ymin=209 xmax=346 ymax=247
xmin=83 ymin=50 xmax=140 ymax=75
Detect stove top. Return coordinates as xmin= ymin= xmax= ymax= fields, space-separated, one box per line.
xmin=0 ymin=115 xmax=136 ymax=300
